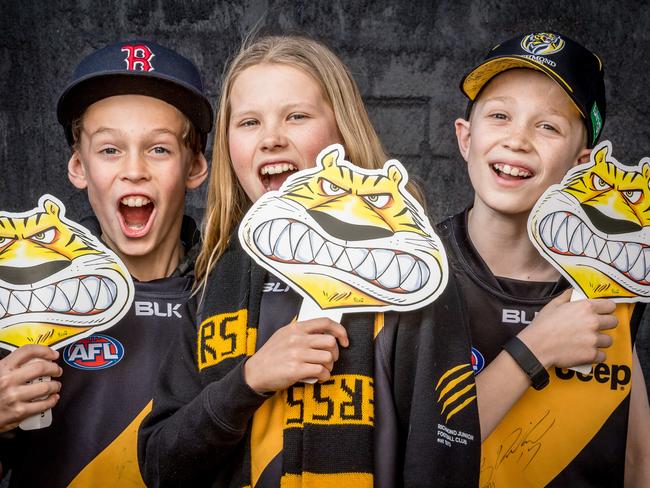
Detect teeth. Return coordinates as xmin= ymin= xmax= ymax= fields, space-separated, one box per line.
xmin=289 ymin=222 xmax=309 ymax=256
xmin=260 ymin=163 xmax=297 ymax=175
xmin=346 ymin=248 xmax=369 ymax=268
xmin=401 ymin=264 xmax=423 ymax=292
xmin=273 ymin=225 xmax=293 ymax=260
xmin=50 ymin=286 xmax=71 ymax=312
xmin=95 ymin=279 xmax=114 ymax=310
xmin=335 ymin=252 xmax=354 ymax=272
xmin=324 ymin=242 xmax=344 ymax=264
xmin=607 ymin=242 xmax=624 ymax=265
xmin=629 ymin=250 xmax=646 ymax=281
xmin=254 ymin=221 xmax=273 ymax=256
xmin=105 ymin=279 xmax=117 ymax=301
xmin=568 ymin=223 xmax=584 ymax=254
xmin=372 ymin=249 xmax=395 ymax=277
xmin=7 ymin=292 xmax=29 ymax=314
xmin=494 ymin=163 xmax=532 ymax=178
xmin=356 ymin=253 xmax=377 ymax=280
xmin=309 ymin=231 xmax=325 ymax=257
xmin=33 ymin=285 xmax=55 ymax=308
xmin=58 ymin=278 xmax=80 ymax=304
xmin=397 ymin=254 xmax=417 ymax=279
xmin=294 ymin=232 xmax=314 ymax=263
xmin=81 ymin=276 xmax=101 ymax=303
xmin=73 ymin=284 xmax=94 ymax=313
xmin=540 ymin=215 xmax=554 ymax=247
xmin=28 ymin=293 xmax=48 ymax=312
xmin=0 ymin=288 xmax=10 ymax=312
xmin=314 ymin=243 xmax=335 ymax=266
xmin=121 ymin=196 xmax=151 ymax=207
xmin=554 ymin=217 xmax=569 ymax=252
xmin=377 ymin=257 xmax=401 ymax=289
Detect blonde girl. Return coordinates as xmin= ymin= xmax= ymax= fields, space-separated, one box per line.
xmin=139 ymin=35 xmax=479 ymax=487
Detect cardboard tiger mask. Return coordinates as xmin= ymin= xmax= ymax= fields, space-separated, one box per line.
xmin=529 ymin=141 xmax=650 ymax=300
xmin=239 ymin=143 xmax=448 ymax=313
xmin=0 ymin=195 xmax=134 ymax=349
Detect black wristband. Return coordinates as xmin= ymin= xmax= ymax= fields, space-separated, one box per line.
xmin=503 ymin=336 xmax=550 ymax=390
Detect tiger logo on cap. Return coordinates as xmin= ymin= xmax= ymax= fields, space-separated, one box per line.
xmin=529 ymin=141 xmax=650 ymax=300
xmin=521 ymin=32 xmax=566 ymax=56
xmin=239 ymin=144 xmax=448 ymax=312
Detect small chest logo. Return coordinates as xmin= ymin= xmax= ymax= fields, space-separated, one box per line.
xmin=63 ymin=334 xmax=124 ymax=370
xmin=471 ymin=347 xmax=485 ymax=374
xmin=521 ymin=33 xmax=565 ymax=56
xmin=121 ymin=44 xmax=155 ymax=71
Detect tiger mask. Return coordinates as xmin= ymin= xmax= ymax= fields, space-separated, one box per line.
xmin=529 ymin=140 xmax=650 ymax=300
xmin=0 ymin=195 xmax=134 ymax=349
xmin=239 ymin=144 xmax=448 ymax=312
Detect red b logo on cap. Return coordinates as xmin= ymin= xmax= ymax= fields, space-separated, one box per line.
xmin=121 ymin=44 xmax=155 ymax=71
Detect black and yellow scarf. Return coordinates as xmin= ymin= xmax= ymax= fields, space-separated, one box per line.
xmin=197 ymin=238 xmax=481 ymax=487
xmin=198 ymin=241 xmax=377 ymax=487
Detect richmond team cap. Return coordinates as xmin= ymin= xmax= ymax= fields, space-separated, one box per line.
xmin=460 ymin=32 xmax=606 ymax=147
xmin=57 ymin=40 xmax=213 ymax=149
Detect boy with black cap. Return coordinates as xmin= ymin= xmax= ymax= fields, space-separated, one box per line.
xmin=437 ymin=32 xmax=650 ymax=486
xmin=0 ymin=40 xmax=211 ymax=486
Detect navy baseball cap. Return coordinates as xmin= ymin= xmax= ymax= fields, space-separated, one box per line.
xmin=57 ymin=40 xmax=213 ymax=150
xmin=460 ymin=32 xmax=606 ymax=147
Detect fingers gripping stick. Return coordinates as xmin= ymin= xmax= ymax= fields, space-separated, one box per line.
xmin=19 ymin=374 xmax=53 ymax=431
xmin=297 ymin=297 xmax=343 ymax=383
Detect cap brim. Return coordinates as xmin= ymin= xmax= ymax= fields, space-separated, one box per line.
xmin=461 ymin=56 xmax=585 ymax=118
xmin=57 ymin=72 xmax=212 ymax=148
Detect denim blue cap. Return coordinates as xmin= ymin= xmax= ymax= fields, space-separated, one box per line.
xmin=57 ymin=40 xmax=213 ymax=150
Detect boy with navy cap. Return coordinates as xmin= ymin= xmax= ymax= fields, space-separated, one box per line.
xmin=437 ymin=31 xmax=650 ymax=485
xmin=0 ymin=40 xmax=211 ymax=487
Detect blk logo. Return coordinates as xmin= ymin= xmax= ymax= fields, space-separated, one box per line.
xmin=121 ymin=44 xmax=155 ymax=71
xmin=134 ymin=301 xmax=182 ymax=318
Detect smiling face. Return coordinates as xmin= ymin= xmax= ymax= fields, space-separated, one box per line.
xmin=228 ymin=63 xmax=342 ymax=203
xmin=456 ymin=69 xmax=588 ymax=217
xmin=68 ymin=94 xmax=207 ymax=279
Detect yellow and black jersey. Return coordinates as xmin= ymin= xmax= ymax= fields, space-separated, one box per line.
xmin=437 ymin=209 xmax=643 ymax=487
xmin=1 ymin=216 xmax=200 ymax=488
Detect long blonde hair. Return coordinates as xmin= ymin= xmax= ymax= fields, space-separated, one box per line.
xmin=195 ymin=35 xmax=422 ymax=287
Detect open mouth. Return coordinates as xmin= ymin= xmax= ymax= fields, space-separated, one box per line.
xmin=260 ymin=163 xmax=298 ymax=192
xmin=119 ymin=196 xmax=154 ymax=236
xmin=0 ymin=275 xmax=118 ymax=318
xmin=253 ymin=218 xmax=431 ymax=293
xmin=539 ymin=211 xmax=650 ymax=284
xmin=491 ymin=163 xmax=532 ymax=179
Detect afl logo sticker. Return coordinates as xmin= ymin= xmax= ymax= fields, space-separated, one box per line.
xmin=471 ymin=347 xmax=485 ymax=374
xmin=63 ymin=334 xmax=124 ymax=370
xmin=521 ymin=33 xmax=565 ymax=56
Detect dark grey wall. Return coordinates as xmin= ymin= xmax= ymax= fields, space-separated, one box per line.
xmin=1 ymin=0 xmax=649 ymax=389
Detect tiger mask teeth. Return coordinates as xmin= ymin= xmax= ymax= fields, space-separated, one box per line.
xmin=530 ymin=140 xmax=650 ymax=300
xmin=0 ymin=195 xmax=134 ymax=349
xmin=240 ymin=143 xmax=449 ymax=312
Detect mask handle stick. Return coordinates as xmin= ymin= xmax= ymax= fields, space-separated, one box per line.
xmin=19 ymin=362 xmax=53 ymax=430
xmin=297 ymin=297 xmax=343 ymax=383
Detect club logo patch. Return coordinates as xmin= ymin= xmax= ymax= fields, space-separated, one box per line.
xmin=63 ymin=334 xmax=124 ymax=370
xmin=435 ymin=363 xmax=476 ymax=422
xmin=521 ymin=32 xmax=565 ymax=56
xmin=471 ymin=347 xmax=485 ymax=374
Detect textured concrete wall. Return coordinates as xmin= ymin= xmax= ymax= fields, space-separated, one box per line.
xmin=1 ymin=0 xmax=649 ymax=388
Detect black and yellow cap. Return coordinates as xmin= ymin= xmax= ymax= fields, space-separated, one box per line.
xmin=460 ymin=32 xmax=606 ymax=147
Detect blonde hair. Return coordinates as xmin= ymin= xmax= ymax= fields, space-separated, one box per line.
xmin=195 ymin=35 xmax=423 ymax=287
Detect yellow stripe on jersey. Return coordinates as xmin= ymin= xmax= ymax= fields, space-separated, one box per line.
xmin=280 ymin=471 xmax=373 ymax=488
xmin=68 ymin=401 xmax=152 ymax=487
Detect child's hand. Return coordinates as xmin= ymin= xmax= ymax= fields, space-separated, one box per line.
xmin=0 ymin=345 xmax=63 ymax=432
xmin=244 ymin=318 xmax=349 ymax=394
xmin=518 ymin=289 xmax=618 ymax=369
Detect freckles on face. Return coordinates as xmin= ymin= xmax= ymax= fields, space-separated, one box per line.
xmin=227 ymin=63 xmax=342 ymax=202
xmin=463 ymin=69 xmax=587 ymax=215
